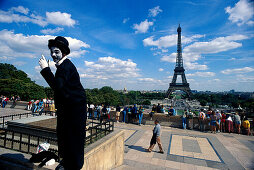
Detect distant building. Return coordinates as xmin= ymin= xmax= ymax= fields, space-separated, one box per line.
xmin=123 ymin=87 xmax=128 ymax=94
xmin=229 ymin=89 xmax=235 ymax=93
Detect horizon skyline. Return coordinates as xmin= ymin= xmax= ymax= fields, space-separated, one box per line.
xmin=0 ymin=0 xmax=253 ymax=92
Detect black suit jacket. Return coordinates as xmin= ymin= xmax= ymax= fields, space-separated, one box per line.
xmin=40 ymin=59 xmax=86 ymax=109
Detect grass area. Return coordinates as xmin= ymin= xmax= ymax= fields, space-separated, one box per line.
xmin=176 ymin=110 xmax=199 ymax=116
xmin=175 ymin=95 xmax=181 ymax=100
xmin=176 ymin=109 xmax=184 ymax=116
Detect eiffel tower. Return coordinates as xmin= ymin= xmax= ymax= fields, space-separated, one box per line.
xmin=167 ymin=25 xmax=192 ymax=97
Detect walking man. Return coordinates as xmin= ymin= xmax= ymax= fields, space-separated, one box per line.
xmin=39 ymin=36 xmax=86 ymax=170
xmin=147 ymin=119 xmax=164 ymax=153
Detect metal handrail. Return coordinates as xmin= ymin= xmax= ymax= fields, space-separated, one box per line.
xmin=0 ymin=118 xmax=114 ymax=156
xmin=0 ymin=111 xmax=55 ymax=128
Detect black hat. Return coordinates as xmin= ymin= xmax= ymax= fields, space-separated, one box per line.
xmin=48 ymin=36 xmax=70 ymax=55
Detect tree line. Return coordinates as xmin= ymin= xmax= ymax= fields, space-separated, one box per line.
xmin=0 ymin=62 xmax=253 ymax=111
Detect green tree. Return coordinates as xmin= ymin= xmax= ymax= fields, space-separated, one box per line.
xmin=44 ymin=87 xmax=54 ymax=99
xmin=0 ymin=63 xmax=46 ymax=101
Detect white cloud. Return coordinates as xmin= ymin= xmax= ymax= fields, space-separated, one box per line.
xmin=161 ymin=49 xmax=168 ymax=53
xmin=184 ymin=62 xmax=208 ymax=70
xmin=138 ymin=78 xmax=155 ymax=82
xmin=160 ymin=34 xmax=247 ymax=70
xmin=10 ymin=6 xmax=29 ymax=15
xmin=147 ymin=32 xmax=248 ymax=71
xmin=143 ymin=34 xmax=204 ymax=49
xmin=221 ymin=67 xmax=254 ymax=74
xmin=186 ymin=72 xmax=215 ymax=77
xmin=161 ymin=54 xmax=176 ymax=63
xmin=0 ymin=10 xmax=47 ymax=26
xmin=133 ymin=19 xmax=153 ymax=34
xmin=247 ymin=20 xmax=254 ymax=26
xmin=0 ymin=6 xmax=76 ymax=27
xmin=161 ymin=52 xmax=208 ymax=70
xmin=236 ymin=74 xmax=254 ymax=82
xmin=213 ymin=79 xmax=221 ymax=82
xmin=0 ymin=29 xmax=89 ymax=60
xmin=12 ymin=61 xmax=26 ymax=66
xmin=81 ymin=56 xmax=140 ymax=80
xmin=158 ymin=68 xmax=164 ymax=72
xmin=46 ymin=12 xmax=76 ymax=27
xmin=148 ymin=6 xmax=162 ymax=17
xmin=225 ymin=0 xmax=254 ymax=26
xmin=123 ymin=18 xmax=130 ymax=24
xmin=184 ymin=35 xmax=248 ymax=54
xmin=40 ymin=27 xmax=64 ymax=34
xmin=0 ymin=56 xmax=14 ymax=61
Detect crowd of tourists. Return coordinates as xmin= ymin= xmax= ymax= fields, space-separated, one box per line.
xmin=182 ymin=109 xmax=251 ymax=136
xmin=149 ymin=104 xmax=176 ymax=120
xmin=27 ymin=98 xmax=55 ymax=114
xmin=0 ymin=95 xmax=20 ymax=108
xmin=87 ymin=104 xmax=145 ymax=125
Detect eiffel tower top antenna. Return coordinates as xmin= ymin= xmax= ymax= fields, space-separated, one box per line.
xmin=176 ymin=24 xmax=183 ymax=69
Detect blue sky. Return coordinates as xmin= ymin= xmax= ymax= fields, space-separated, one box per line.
xmin=0 ymin=0 xmax=253 ymax=92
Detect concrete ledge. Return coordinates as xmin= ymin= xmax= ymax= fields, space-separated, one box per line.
xmin=82 ymin=129 xmax=124 ymax=170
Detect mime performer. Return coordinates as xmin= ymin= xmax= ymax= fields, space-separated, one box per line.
xmin=39 ymin=36 xmax=86 ymax=170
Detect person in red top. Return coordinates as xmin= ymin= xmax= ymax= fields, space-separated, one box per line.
xmin=220 ymin=111 xmax=226 ymax=132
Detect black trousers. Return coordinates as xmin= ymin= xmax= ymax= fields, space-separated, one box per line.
xmin=57 ymin=105 xmax=86 ymax=170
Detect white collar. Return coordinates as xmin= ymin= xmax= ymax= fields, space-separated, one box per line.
xmin=56 ymin=56 xmax=67 ymax=66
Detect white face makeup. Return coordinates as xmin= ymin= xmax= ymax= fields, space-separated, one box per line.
xmin=50 ymin=47 xmax=63 ymax=63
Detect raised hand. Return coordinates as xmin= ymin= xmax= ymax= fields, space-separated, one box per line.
xmin=39 ymin=55 xmax=49 ymax=69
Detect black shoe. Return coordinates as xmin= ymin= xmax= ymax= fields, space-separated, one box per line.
xmin=55 ymin=160 xmax=64 ymax=170
xmin=158 ymin=151 xmax=164 ymax=154
xmin=55 ymin=163 xmax=64 ymax=170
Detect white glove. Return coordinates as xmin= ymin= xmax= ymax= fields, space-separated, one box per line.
xmin=39 ymin=55 xmax=49 ymax=70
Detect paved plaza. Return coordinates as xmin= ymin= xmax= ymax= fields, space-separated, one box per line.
xmin=113 ymin=122 xmax=254 ymax=170
xmin=0 ymin=107 xmax=29 ymax=117
xmin=0 ymin=108 xmax=253 ymax=169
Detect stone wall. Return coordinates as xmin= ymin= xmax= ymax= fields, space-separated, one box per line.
xmin=82 ymin=129 xmax=124 ymax=170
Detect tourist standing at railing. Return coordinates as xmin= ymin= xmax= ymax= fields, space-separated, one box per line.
xmin=210 ymin=111 xmax=217 ymax=134
xmin=49 ymin=99 xmax=55 ymax=113
xmin=182 ymin=110 xmax=187 ymax=129
xmin=0 ymin=96 xmax=2 ymax=107
xmin=101 ymin=104 xmax=107 ymax=120
xmin=156 ymin=103 xmax=161 ymax=113
xmin=106 ymin=105 xmax=111 ymax=120
xmin=220 ymin=111 xmax=226 ymax=132
xmin=1 ymin=96 xmax=7 ymax=108
xmin=39 ymin=36 xmax=86 ymax=170
xmin=97 ymin=104 xmax=102 ymax=120
xmin=122 ymin=106 xmax=127 ymax=123
xmin=127 ymin=106 xmax=132 ymax=123
xmin=116 ymin=105 xmax=121 ymax=123
xmin=199 ymin=109 xmax=206 ymax=132
xmin=88 ymin=103 xmax=94 ymax=118
xmin=132 ymin=104 xmax=138 ymax=123
xmin=226 ymin=113 xmax=233 ymax=133
xmin=242 ymin=117 xmax=250 ymax=136
xmin=27 ymin=100 xmax=32 ymax=110
xmin=93 ymin=104 xmax=98 ymax=119
xmin=150 ymin=104 xmax=156 ymax=120
xmin=46 ymin=98 xmax=50 ymax=108
xmin=168 ymin=106 xmax=176 ymax=116
xmin=161 ymin=105 xmax=165 ymax=114
xmin=234 ymin=112 xmax=241 ymax=134
xmin=33 ymin=99 xmax=39 ymax=113
xmin=216 ymin=110 xmax=222 ymax=133
xmin=138 ymin=105 xmax=144 ymax=126
xmin=43 ymin=98 xmax=47 ymax=108
xmin=38 ymin=99 xmax=44 ymax=111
